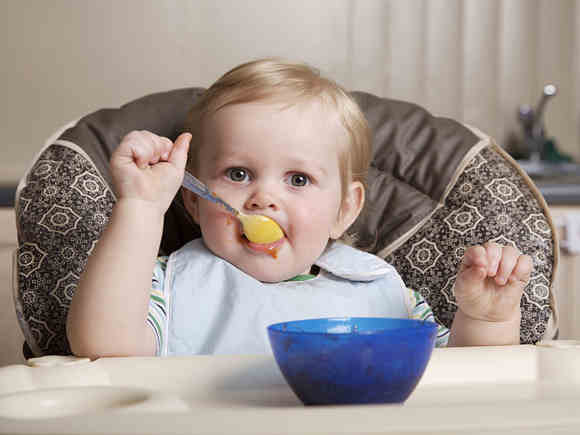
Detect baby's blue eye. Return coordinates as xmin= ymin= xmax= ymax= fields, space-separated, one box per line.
xmin=227 ymin=168 xmax=248 ymax=182
xmin=289 ymin=173 xmax=309 ymax=187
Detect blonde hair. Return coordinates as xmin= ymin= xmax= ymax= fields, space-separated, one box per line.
xmin=184 ymin=58 xmax=371 ymax=199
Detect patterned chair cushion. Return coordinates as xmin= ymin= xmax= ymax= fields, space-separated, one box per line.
xmin=13 ymin=89 xmax=558 ymax=356
xmin=381 ymin=144 xmax=557 ymax=343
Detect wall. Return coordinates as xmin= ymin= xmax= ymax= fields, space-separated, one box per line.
xmin=2 ymin=1 xmax=580 ymax=363
xmin=0 ymin=209 xmax=24 ymax=366
xmin=2 ymin=0 xmax=579 ymax=184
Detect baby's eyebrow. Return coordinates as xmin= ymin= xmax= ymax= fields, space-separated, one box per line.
xmin=210 ymin=154 xmax=241 ymax=166
xmin=283 ymin=157 xmax=327 ymax=173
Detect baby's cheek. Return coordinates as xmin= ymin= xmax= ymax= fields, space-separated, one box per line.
xmin=291 ymin=210 xmax=334 ymax=251
xmin=200 ymin=209 xmax=236 ymax=241
xmin=290 ymin=210 xmax=319 ymax=236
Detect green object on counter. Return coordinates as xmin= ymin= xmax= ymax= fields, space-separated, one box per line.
xmin=542 ymin=138 xmax=573 ymax=163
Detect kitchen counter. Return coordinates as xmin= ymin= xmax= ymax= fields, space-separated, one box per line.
xmin=515 ymin=160 xmax=580 ymax=205
xmin=0 ymin=186 xmax=16 ymax=208
xmin=531 ymin=177 xmax=580 ymax=205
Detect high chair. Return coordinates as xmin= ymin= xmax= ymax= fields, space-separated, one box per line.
xmin=12 ymin=88 xmax=559 ymax=358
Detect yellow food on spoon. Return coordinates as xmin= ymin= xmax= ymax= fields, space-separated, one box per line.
xmin=179 ymin=171 xmax=284 ymax=244
xmin=238 ymin=214 xmax=284 ymax=244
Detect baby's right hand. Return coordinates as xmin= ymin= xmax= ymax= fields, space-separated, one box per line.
xmin=110 ymin=131 xmax=191 ymax=213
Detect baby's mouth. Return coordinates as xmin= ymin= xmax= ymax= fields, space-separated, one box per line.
xmin=241 ymin=234 xmax=286 ymax=259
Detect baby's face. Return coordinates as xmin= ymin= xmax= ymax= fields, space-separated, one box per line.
xmin=184 ymin=100 xmax=358 ymax=282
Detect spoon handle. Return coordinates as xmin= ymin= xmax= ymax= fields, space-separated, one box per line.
xmin=182 ymin=171 xmax=238 ymax=215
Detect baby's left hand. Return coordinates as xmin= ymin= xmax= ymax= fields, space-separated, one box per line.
xmin=454 ymin=242 xmax=533 ymax=323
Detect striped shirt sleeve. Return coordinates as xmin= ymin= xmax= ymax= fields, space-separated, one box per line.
xmin=147 ymin=256 xmax=169 ymax=356
xmin=406 ymin=288 xmax=450 ymax=347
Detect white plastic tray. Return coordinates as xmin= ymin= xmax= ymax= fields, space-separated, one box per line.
xmin=1 ymin=342 xmax=580 ymax=434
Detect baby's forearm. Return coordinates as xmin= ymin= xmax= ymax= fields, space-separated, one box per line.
xmin=447 ymin=310 xmax=521 ymax=347
xmin=67 ymin=198 xmax=164 ymax=358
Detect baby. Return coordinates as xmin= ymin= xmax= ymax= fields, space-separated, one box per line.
xmin=67 ymin=59 xmax=533 ymax=358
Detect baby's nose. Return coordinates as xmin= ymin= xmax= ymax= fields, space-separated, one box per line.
xmin=244 ymin=189 xmax=279 ymax=211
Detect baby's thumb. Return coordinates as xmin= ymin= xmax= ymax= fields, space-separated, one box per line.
xmin=169 ymin=133 xmax=191 ymax=170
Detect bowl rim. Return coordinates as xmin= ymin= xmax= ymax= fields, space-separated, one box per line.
xmin=267 ymin=316 xmax=438 ymax=336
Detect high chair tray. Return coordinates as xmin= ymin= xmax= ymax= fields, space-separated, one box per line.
xmin=1 ymin=343 xmax=580 ymax=434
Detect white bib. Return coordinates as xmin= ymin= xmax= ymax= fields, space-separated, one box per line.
xmin=163 ymin=239 xmax=410 ymax=356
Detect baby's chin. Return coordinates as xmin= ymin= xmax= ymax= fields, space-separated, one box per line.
xmin=242 ymin=265 xmax=309 ymax=283
xmin=202 ymin=237 xmax=320 ymax=283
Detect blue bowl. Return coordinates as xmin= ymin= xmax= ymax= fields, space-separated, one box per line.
xmin=267 ymin=317 xmax=437 ymax=405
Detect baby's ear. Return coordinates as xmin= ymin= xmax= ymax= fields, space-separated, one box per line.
xmin=330 ymin=181 xmax=365 ymax=240
xmin=182 ymin=188 xmax=200 ymax=224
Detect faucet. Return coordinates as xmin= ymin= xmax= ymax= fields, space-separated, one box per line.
xmin=518 ymin=84 xmax=557 ymax=162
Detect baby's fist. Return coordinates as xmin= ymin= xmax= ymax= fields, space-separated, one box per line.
xmin=111 ymin=131 xmax=191 ymax=211
xmin=453 ymin=242 xmax=533 ymax=323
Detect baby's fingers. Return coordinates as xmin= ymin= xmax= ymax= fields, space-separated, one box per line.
xmin=120 ymin=131 xmax=168 ymax=169
xmin=462 ymin=245 xmax=487 ymax=269
xmin=158 ymin=136 xmax=174 ymax=161
xmin=483 ymin=241 xmax=502 ymax=276
xmin=495 ymin=246 xmax=520 ymax=285
xmin=510 ymin=254 xmax=533 ymax=285
xmin=459 ymin=246 xmax=488 ymax=283
xmin=168 ymin=133 xmax=191 ymax=170
xmin=135 ymin=131 xmax=173 ymax=167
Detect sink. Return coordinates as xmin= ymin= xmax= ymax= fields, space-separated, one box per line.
xmin=516 ymin=160 xmax=580 ymax=205
xmin=516 ymin=160 xmax=580 ymax=178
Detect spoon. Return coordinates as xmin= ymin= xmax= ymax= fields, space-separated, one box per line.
xmin=182 ymin=171 xmax=284 ymax=244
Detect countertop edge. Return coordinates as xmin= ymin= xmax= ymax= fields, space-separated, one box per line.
xmin=0 ymin=186 xmax=16 ymax=208
xmin=1 ymin=185 xmax=579 ymax=208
